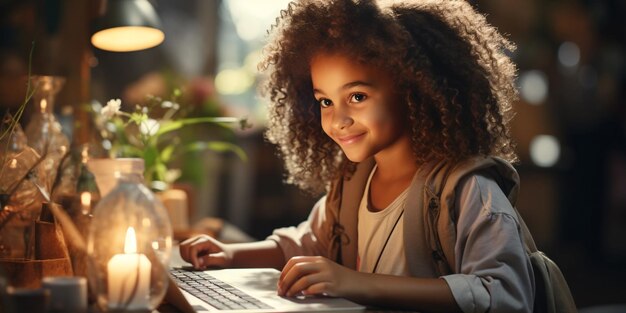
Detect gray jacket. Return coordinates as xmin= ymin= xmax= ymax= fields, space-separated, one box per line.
xmin=268 ymin=157 xmax=535 ymax=313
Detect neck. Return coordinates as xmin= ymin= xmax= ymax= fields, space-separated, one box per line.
xmin=373 ymin=135 xmax=418 ymax=182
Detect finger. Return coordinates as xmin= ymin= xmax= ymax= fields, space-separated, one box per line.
xmin=180 ymin=236 xmax=205 ymax=263
xmin=180 ymin=235 xmax=202 ymax=246
xmin=303 ymin=282 xmax=333 ymax=297
xmin=197 ymin=251 xmax=228 ymax=269
xmin=279 ymin=256 xmax=319 ymax=282
xmin=180 ymin=235 xmax=207 ymax=262
xmin=285 ymin=272 xmax=328 ymax=297
xmin=279 ymin=260 xmax=321 ymax=296
xmin=189 ymin=241 xmax=218 ymax=269
xmin=180 ymin=240 xmax=194 ymax=262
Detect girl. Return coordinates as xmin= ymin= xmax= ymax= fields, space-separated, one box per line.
xmin=180 ymin=0 xmax=534 ymax=312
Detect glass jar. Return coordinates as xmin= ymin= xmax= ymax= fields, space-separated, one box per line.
xmin=0 ymin=115 xmax=46 ymax=259
xmin=24 ymin=75 xmax=70 ymax=197
xmin=87 ymin=162 xmax=172 ymax=312
xmin=50 ymin=146 xmax=102 ymax=280
xmin=86 ymin=158 xmax=145 ymax=197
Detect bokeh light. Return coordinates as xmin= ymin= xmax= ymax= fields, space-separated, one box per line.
xmin=530 ymin=135 xmax=561 ymax=167
xmin=519 ymin=70 xmax=549 ymax=105
xmin=558 ymin=41 xmax=581 ymax=68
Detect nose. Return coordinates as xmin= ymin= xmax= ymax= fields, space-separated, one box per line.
xmin=332 ymin=105 xmax=353 ymax=130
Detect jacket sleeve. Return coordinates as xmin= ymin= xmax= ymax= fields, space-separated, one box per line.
xmin=265 ymin=195 xmax=335 ymax=261
xmin=441 ymin=174 xmax=535 ymax=313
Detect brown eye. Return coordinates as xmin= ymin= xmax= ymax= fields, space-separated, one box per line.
xmin=349 ymin=93 xmax=367 ymax=103
xmin=319 ymin=98 xmax=332 ymax=108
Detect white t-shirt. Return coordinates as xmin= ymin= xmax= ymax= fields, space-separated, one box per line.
xmin=357 ymin=165 xmax=410 ymax=275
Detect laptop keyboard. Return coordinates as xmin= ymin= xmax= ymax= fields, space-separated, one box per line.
xmin=170 ymin=268 xmax=274 ymax=311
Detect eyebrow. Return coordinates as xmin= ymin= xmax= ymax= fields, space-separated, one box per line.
xmin=313 ymin=80 xmax=375 ymax=94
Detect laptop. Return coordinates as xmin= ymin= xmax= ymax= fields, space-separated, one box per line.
xmin=165 ymin=267 xmax=365 ymax=313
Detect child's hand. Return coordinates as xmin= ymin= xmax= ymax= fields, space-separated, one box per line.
xmin=277 ymin=256 xmax=362 ymax=298
xmin=179 ymin=235 xmax=232 ymax=269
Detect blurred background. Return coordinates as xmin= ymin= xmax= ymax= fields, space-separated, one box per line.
xmin=0 ymin=0 xmax=624 ymax=309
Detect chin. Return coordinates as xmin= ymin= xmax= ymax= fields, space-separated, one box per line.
xmin=343 ymin=151 xmax=370 ymax=163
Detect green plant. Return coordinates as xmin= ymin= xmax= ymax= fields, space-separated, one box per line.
xmin=95 ymin=92 xmax=249 ymax=186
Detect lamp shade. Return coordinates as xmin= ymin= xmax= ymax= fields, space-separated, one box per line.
xmin=91 ymin=0 xmax=165 ymax=52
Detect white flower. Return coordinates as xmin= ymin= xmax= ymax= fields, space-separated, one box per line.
xmin=140 ymin=118 xmax=160 ymax=136
xmin=102 ymin=99 xmax=121 ymax=119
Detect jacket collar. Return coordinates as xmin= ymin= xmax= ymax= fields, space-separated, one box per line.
xmin=338 ymin=158 xmax=375 ymax=269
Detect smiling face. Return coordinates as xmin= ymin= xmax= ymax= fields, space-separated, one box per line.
xmin=311 ymin=53 xmax=410 ymax=163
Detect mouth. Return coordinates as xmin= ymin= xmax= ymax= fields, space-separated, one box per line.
xmin=336 ymin=133 xmax=365 ymax=145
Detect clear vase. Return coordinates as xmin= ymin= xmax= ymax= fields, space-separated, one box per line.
xmin=0 ymin=115 xmax=47 ymax=260
xmin=24 ymin=75 xmax=70 ymax=197
xmin=50 ymin=144 xmax=102 ymax=281
xmin=87 ymin=163 xmax=172 ymax=312
xmin=86 ymin=157 xmax=145 ymax=197
xmin=0 ymin=121 xmax=73 ymax=288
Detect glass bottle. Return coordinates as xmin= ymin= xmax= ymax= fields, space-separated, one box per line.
xmin=0 ymin=115 xmax=46 ymax=259
xmin=87 ymin=159 xmax=172 ymax=312
xmin=24 ymin=75 xmax=70 ymax=197
xmin=69 ymin=151 xmax=102 ymax=279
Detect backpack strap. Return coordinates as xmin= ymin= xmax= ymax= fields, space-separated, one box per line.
xmin=328 ymin=158 xmax=375 ymax=268
xmin=423 ymin=156 xmax=520 ymax=275
xmin=425 ymin=157 xmax=579 ymax=313
xmin=422 ymin=160 xmax=456 ymax=275
xmin=512 ymin=207 xmax=538 ymax=254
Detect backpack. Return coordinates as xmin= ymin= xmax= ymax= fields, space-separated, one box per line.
xmin=423 ymin=157 xmax=577 ymax=313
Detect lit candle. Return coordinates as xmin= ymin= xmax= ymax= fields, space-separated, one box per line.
xmin=107 ymin=227 xmax=151 ymax=310
xmin=80 ymin=192 xmax=91 ymax=215
xmin=40 ymin=99 xmax=47 ymax=112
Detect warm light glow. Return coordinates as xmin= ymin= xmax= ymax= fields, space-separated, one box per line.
xmin=215 ymin=68 xmax=254 ymax=95
xmin=91 ymin=26 xmax=164 ymax=52
xmin=108 ymin=227 xmax=151 ymax=309
xmin=9 ymin=159 xmax=17 ymax=169
xmin=142 ymin=218 xmax=151 ymax=228
xmin=124 ymin=227 xmax=138 ymax=254
xmin=81 ymin=146 xmax=89 ymax=164
xmin=80 ymin=192 xmax=92 ymax=215
xmin=40 ymin=99 xmax=47 ymax=112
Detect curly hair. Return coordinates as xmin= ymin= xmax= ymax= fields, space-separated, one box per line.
xmin=259 ymin=0 xmax=518 ymax=195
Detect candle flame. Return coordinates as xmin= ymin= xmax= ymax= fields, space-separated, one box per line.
xmin=40 ymin=99 xmax=47 ymax=111
xmin=80 ymin=192 xmax=91 ymax=214
xmin=81 ymin=146 xmax=89 ymax=164
xmin=124 ymin=227 xmax=137 ymax=254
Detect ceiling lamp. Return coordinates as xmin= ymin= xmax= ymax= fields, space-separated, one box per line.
xmin=91 ymin=0 xmax=164 ymax=52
